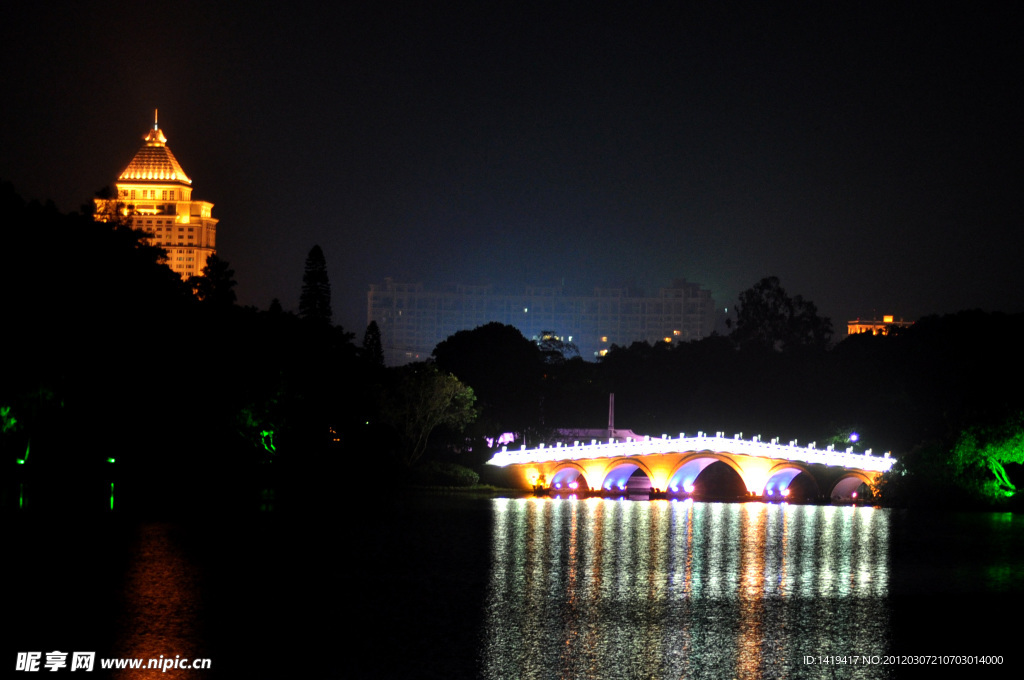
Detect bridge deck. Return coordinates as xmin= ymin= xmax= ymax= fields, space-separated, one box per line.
xmin=487 ymin=432 xmax=894 ymax=473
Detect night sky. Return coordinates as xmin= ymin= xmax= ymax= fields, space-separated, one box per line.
xmin=3 ymin=2 xmax=1021 ymax=336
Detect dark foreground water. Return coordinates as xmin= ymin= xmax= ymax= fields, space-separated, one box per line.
xmin=5 ymin=497 xmax=1024 ymax=678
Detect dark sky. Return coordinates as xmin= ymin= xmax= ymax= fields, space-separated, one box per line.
xmin=3 ymin=1 xmax=1021 ymax=335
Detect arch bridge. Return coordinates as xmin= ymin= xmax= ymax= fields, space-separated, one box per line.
xmin=486 ymin=432 xmax=895 ymax=502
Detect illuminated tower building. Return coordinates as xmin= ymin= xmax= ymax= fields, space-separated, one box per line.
xmin=96 ymin=111 xmax=218 ymax=279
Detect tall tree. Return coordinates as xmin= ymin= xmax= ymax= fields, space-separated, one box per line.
xmin=188 ymin=254 xmax=237 ymax=306
xmin=433 ymin=322 xmax=545 ymax=441
xmin=536 ymin=330 xmax=580 ymax=364
xmin=376 ymin=363 xmax=476 ymax=466
xmin=299 ymin=244 xmax=332 ymax=324
xmin=730 ymin=276 xmax=832 ymax=351
xmin=362 ymin=320 xmax=385 ymax=367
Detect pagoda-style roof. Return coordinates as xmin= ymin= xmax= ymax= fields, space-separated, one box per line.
xmin=118 ymin=119 xmax=192 ymax=185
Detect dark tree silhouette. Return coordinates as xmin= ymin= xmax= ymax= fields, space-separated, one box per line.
xmin=188 ymin=254 xmax=237 ymax=306
xmin=375 ymin=362 xmax=476 ymax=466
xmin=299 ymin=244 xmax=332 ymax=324
xmin=433 ymin=322 xmax=545 ymax=441
xmin=730 ymin=276 xmax=832 ymax=351
xmin=536 ymin=330 xmax=580 ymax=364
xmin=362 ymin=320 xmax=385 ymax=367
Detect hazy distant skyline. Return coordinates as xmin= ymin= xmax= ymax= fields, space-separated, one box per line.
xmin=3 ymin=2 xmax=1021 ymax=336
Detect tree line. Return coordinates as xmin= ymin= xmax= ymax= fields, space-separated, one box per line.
xmin=2 ymin=181 xmax=1020 ymax=510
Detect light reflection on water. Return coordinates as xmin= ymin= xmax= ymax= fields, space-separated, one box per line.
xmin=114 ymin=524 xmax=204 ymax=679
xmin=482 ymin=499 xmax=891 ymax=680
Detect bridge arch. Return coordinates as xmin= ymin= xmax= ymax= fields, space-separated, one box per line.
xmin=548 ymin=463 xmax=592 ymax=492
xmin=830 ymin=471 xmax=875 ymax=501
xmin=598 ymin=457 xmax=656 ymax=493
xmin=666 ymin=452 xmax=745 ymax=494
xmin=763 ymin=462 xmax=820 ymax=500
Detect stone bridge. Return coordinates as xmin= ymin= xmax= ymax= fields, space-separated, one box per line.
xmin=487 ymin=432 xmax=895 ymax=501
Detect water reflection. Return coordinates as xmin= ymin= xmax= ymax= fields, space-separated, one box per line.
xmin=483 ymin=499 xmax=891 ymax=680
xmin=114 ymin=524 xmax=204 ymax=679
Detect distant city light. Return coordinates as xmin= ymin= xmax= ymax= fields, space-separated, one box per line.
xmin=849 ymin=432 xmax=860 ymax=443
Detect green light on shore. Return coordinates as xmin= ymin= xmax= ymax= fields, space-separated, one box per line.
xmin=107 ymin=457 xmax=116 ymax=464
xmin=16 ymin=441 xmax=30 ymax=464
xmin=259 ymin=429 xmax=276 ymax=455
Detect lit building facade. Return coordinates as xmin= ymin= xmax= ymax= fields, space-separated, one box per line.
xmin=368 ymin=278 xmax=717 ymax=365
xmin=847 ymin=315 xmax=913 ymax=336
xmin=96 ymin=113 xmax=217 ymax=279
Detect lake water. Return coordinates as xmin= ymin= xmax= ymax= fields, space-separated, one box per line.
xmin=5 ymin=496 xmax=1023 ymax=678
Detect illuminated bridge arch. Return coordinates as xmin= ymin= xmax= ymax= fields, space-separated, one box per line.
xmin=599 ymin=458 xmax=656 ymax=493
xmin=666 ymin=452 xmax=744 ymax=494
xmin=762 ymin=462 xmax=820 ymax=499
xmin=830 ymin=471 xmax=875 ymax=501
xmin=549 ymin=463 xmax=591 ymax=492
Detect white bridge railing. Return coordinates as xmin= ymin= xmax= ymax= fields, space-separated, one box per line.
xmin=486 ymin=432 xmax=895 ymax=473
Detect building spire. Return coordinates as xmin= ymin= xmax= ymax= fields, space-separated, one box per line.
xmin=143 ymin=109 xmax=167 ymax=146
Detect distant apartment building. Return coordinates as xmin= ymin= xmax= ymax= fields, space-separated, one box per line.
xmin=847 ymin=315 xmax=913 ymax=336
xmin=367 ymin=278 xmax=717 ymax=365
